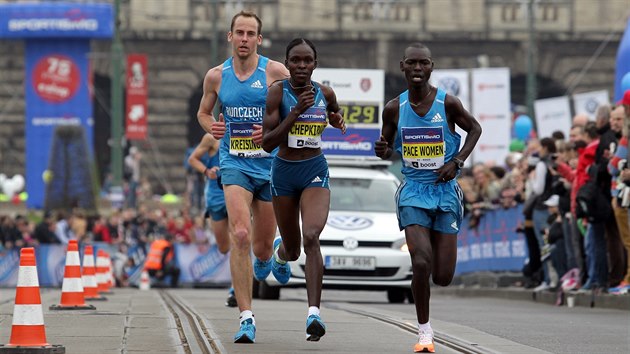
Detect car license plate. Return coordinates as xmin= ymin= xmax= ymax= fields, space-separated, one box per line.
xmin=325 ymin=256 xmax=375 ymax=270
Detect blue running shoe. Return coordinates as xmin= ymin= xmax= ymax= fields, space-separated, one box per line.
xmin=271 ymin=237 xmax=291 ymax=284
xmin=253 ymin=257 xmax=272 ymax=281
xmin=225 ymin=287 xmax=237 ymax=307
xmin=234 ymin=318 xmax=255 ymax=343
xmin=306 ymin=314 xmax=326 ymax=341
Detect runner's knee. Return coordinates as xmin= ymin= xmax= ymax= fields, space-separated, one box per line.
xmin=231 ymin=227 xmax=251 ymax=250
xmin=432 ymin=272 xmax=453 ymax=287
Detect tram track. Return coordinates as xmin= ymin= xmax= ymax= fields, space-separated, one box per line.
xmin=159 ymin=290 xmax=224 ymax=354
xmin=323 ymin=301 xmax=497 ymax=354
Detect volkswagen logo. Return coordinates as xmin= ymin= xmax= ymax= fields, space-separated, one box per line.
xmin=438 ymin=77 xmax=460 ymax=96
xmin=343 ymin=237 xmax=359 ymax=250
xmin=327 ymin=215 xmax=373 ymax=230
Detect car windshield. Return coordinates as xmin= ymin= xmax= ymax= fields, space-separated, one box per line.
xmin=329 ymin=177 xmax=398 ymax=212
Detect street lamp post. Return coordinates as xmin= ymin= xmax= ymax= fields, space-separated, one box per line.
xmin=526 ymin=0 xmax=537 ymax=121
xmin=110 ymin=0 xmax=124 ymax=187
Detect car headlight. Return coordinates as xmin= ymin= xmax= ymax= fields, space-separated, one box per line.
xmin=391 ymin=238 xmax=408 ymax=252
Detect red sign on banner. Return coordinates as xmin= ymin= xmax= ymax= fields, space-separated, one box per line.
xmin=125 ymin=54 xmax=148 ymax=140
xmin=32 ymin=54 xmax=81 ymax=103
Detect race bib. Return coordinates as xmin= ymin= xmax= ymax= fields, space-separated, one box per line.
xmin=229 ymin=122 xmax=269 ymax=158
xmin=288 ymin=106 xmax=327 ymax=149
xmin=401 ymin=126 xmax=445 ymax=169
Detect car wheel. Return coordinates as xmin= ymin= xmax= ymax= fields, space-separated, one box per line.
xmin=258 ymin=281 xmax=280 ymax=300
xmin=405 ymin=289 xmax=414 ymax=304
xmin=252 ymin=279 xmax=260 ymax=299
xmin=387 ymin=289 xmax=405 ymax=303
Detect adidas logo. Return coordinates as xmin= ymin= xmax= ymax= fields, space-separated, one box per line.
xmin=431 ymin=113 xmax=444 ymax=123
xmin=312 ymin=176 xmax=322 ymax=183
xmin=317 ymin=99 xmax=326 ymax=107
xmin=451 ymin=221 xmax=459 ymax=231
xmin=250 ymin=80 xmax=263 ymax=89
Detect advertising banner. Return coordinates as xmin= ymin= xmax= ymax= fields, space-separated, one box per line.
xmin=311 ymin=68 xmax=384 ymax=159
xmin=0 ymin=3 xmax=113 ymax=38
xmin=455 ymin=206 xmax=527 ymax=275
xmin=534 ymin=96 xmax=572 ymax=139
xmin=430 ymin=69 xmax=471 ymax=110
xmin=471 ymin=68 xmax=511 ymax=164
xmin=126 ymin=54 xmax=148 ymax=140
xmin=176 ymin=244 xmax=231 ymax=285
xmin=572 ymin=90 xmax=610 ymax=121
xmin=430 ymin=69 xmax=470 ymax=161
xmin=25 ymin=40 xmax=94 ymax=209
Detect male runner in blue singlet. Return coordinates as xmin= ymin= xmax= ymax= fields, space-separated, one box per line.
xmin=258 ymin=38 xmax=345 ymax=342
xmin=197 ymin=10 xmax=289 ymax=344
xmin=374 ymin=43 xmax=482 ymax=353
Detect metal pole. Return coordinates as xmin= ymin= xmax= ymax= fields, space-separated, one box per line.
xmin=211 ymin=0 xmax=220 ymax=117
xmin=526 ymin=0 xmax=537 ymax=121
xmin=110 ymin=0 xmax=124 ymax=187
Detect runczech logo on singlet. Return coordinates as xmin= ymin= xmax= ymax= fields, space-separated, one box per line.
xmin=229 ymin=122 xmax=270 ymax=158
xmin=288 ymin=106 xmax=327 ymax=149
xmin=401 ymin=126 xmax=445 ymax=169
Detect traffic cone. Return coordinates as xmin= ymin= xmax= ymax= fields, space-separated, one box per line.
xmin=0 ymin=247 xmax=65 ymax=353
xmin=82 ymin=245 xmax=106 ymax=301
xmin=105 ymin=251 xmax=115 ymax=290
xmin=139 ymin=270 xmax=151 ymax=290
xmin=50 ymin=240 xmax=96 ymax=310
xmin=96 ymin=250 xmax=113 ymax=294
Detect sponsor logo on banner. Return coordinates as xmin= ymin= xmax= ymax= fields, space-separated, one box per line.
xmin=478 ymin=83 xmax=506 ymax=91
xmin=189 ymin=246 xmax=228 ymax=282
xmin=321 ymin=127 xmax=379 ymax=156
xmin=360 ymin=78 xmax=371 ymax=92
xmin=437 ymin=77 xmax=460 ymax=96
xmin=0 ymin=250 xmax=19 ymax=284
xmin=126 ymin=54 xmax=148 ymax=140
xmin=32 ymin=54 xmax=80 ymax=103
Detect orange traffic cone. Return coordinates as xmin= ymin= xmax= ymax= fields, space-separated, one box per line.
xmin=96 ymin=250 xmax=113 ymax=294
xmin=0 ymin=247 xmax=65 ymax=353
xmin=82 ymin=245 xmax=106 ymax=301
xmin=105 ymin=251 xmax=115 ymax=290
xmin=139 ymin=270 xmax=151 ymax=290
xmin=50 ymin=240 xmax=96 ymax=310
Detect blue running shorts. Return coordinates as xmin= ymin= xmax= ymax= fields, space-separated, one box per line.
xmin=220 ymin=168 xmax=272 ymax=202
xmin=205 ymin=204 xmax=228 ymax=222
xmin=395 ymin=179 xmax=464 ymax=234
xmin=270 ymin=154 xmax=329 ymax=197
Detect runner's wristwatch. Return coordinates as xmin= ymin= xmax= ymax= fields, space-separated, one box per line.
xmin=452 ymin=157 xmax=465 ymax=169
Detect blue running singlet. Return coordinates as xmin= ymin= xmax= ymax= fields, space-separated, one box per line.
xmin=394 ymin=88 xmax=461 ymax=184
xmin=279 ymin=80 xmax=328 ymax=149
xmin=218 ymin=55 xmax=276 ymax=180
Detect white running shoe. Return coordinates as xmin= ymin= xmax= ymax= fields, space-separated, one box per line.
xmin=414 ymin=327 xmax=435 ymax=353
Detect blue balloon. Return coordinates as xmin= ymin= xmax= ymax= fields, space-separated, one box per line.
xmin=514 ymin=115 xmax=533 ymax=141
xmin=622 ymin=72 xmax=630 ymax=93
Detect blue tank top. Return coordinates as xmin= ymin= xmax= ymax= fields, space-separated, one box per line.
xmin=218 ymin=55 xmax=275 ymax=180
xmin=204 ymin=153 xmax=225 ymax=208
xmin=280 ymin=80 xmax=328 ymax=149
xmin=394 ymin=88 xmax=461 ymax=183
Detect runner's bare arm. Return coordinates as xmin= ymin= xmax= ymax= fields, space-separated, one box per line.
xmin=375 ymin=98 xmax=400 ymax=160
xmin=197 ymin=66 xmax=223 ymax=134
xmin=445 ymin=94 xmax=482 ymax=162
xmin=321 ymin=85 xmax=346 ymax=133
xmin=261 ymin=82 xmax=287 ymax=152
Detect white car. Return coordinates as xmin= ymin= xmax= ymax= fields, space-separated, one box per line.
xmin=258 ymin=159 xmax=413 ymax=303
